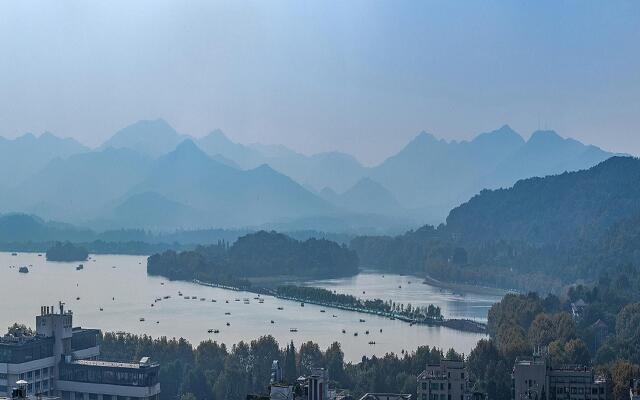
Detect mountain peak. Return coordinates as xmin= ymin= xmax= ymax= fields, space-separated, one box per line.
xmin=101 ymin=119 xmax=185 ymax=157
xmin=528 ymin=130 xmax=564 ymax=144
xmin=412 ymin=131 xmax=438 ymax=144
xmin=472 ymin=125 xmax=524 ymax=146
xmin=173 ymin=138 xmax=204 ymax=155
xmin=207 ymin=129 xmax=228 ymax=140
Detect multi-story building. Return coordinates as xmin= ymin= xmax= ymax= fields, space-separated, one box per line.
xmin=0 ymin=303 xmax=160 ymax=400
xmin=417 ymin=360 xmax=470 ymax=400
xmin=512 ymin=356 xmax=608 ymax=400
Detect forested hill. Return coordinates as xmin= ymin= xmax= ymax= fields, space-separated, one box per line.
xmin=148 ymin=230 xmax=359 ymax=285
xmin=351 ymin=156 xmax=640 ymax=292
xmin=446 ymin=156 xmax=640 ymax=245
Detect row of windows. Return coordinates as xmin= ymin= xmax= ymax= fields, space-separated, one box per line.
xmin=59 ymin=366 xmax=159 ymax=387
xmin=422 ymin=382 xmax=465 ymax=391
xmin=552 ymin=386 xmax=606 ymax=395
xmin=423 ymin=394 xmax=465 ymax=400
xmin=19 ymin=366 xmax=54 ymax=381
xmin=61 ymin=392 xmax=160 ymax=400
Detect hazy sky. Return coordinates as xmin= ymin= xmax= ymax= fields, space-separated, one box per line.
xmin=0 ymin=1 xmax=638 ymax=165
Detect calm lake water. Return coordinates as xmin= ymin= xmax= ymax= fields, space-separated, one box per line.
xmin=0 ymin=252 xmax=502 ymax=362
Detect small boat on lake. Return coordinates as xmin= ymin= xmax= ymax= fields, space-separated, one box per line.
xmin=290 ymin=328 xmax=298 ymax=332
xmin=139 ymin=318 xmax=145 ymax=322
xmin=224 ymin=312 xmax=231 ymax=315
xmin=76 ymin=264 xmax=84 ymax=270
xmin=11 ymin=252 xmax=17 ymax=256
xmin=359 ymin=319 xmax=366 ymax=323
xmin=320 ymin=310 xmax=325 ymax=313
xmin=277 ymin=307 xmax=284 ymax=310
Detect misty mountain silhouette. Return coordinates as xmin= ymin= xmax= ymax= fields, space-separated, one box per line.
xmin=0 ymin=131 xmax=88 ymax=187
xmin=0 ymin=120 xmax=620 ymax=231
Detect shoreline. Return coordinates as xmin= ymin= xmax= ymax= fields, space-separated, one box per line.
xmin=193 ymin=279 xmax=488 ymax=334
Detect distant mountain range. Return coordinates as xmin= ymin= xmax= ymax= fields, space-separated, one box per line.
xmin=0 ymin=119 xmax=620 ymax=232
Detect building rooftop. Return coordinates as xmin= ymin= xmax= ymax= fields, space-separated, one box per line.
xmin=70 ymin=359 xmax=159 ymax=369
xmin=417 ymin=370 xmax=447 ymax=380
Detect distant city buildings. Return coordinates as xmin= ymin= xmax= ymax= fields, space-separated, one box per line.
xmin=0 ymin=303 xmax=160 ymax=400
xmin=512 ymin=354 xmax=608 ymax=400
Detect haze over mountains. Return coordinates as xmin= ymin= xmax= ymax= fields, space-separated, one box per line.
xmin=0 ymin=119 xmax=619 ymax=232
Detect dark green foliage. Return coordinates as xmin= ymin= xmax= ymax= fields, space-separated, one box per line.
xmin=45 ymin=241 xmax=89 ymax=261
xmin=446 ymin=157 xmax=640 ymax=245
xmin=99 ymin=332 xmax=447 ymax=400
xmin=148 ymin=231 xmax=359 ymax=284
xmin=277 ymin=285 xmax=442 ymax=320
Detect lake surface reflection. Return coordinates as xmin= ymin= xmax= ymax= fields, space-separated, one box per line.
xmin=0 ymin=252 xmax=501 ymax=362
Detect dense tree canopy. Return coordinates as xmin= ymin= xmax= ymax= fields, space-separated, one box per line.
xmin=148 ymin=231 xmax=358 ymax=285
